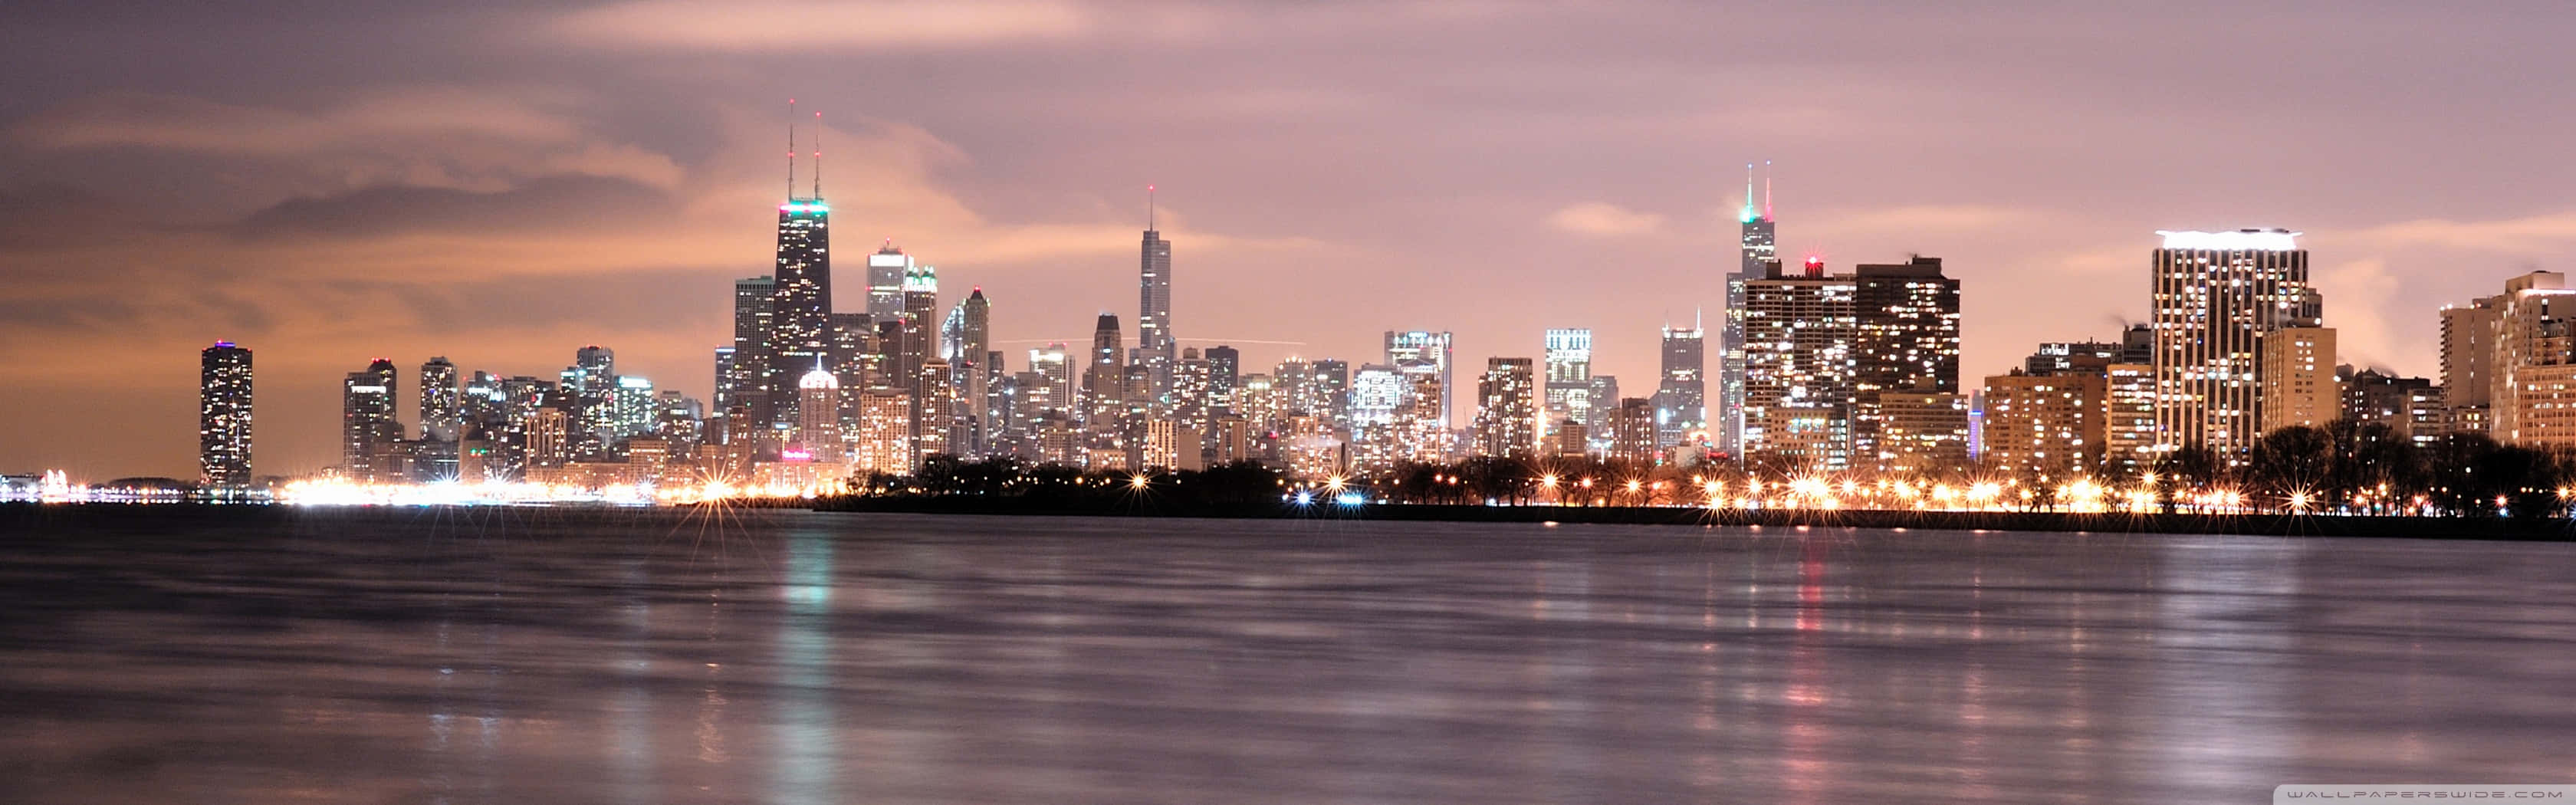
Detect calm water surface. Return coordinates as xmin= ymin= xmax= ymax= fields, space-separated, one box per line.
xmin=3 ymin=508 xmax=2573 ymax=803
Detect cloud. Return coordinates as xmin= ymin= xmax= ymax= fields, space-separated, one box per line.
xmin=235 ymin=175 xmax=669 ymax=239
xmin=1548 ymin=202 xmax=1665 ymax=237
xmin=2341 ymin=211 xmax=2576 ymax=256
xmin=552 ymin=0 xmax=1094 ymax=51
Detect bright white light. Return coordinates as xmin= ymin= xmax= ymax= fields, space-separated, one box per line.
xmin=2157 ymin=229 xmax=2300 ymax=251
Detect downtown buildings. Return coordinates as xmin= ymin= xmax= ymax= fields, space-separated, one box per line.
xmin=199 ymin=342 xmax=253 ymax=489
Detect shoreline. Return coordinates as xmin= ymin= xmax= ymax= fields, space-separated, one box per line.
xmin=813 ymin=496 xmax=2576 ymax=540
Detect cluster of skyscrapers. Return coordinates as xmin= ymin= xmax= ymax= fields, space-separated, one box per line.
xmin=182 ymin=153 xmax=2572 ymax=491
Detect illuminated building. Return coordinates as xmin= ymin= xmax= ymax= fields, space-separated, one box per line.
xmin=2026 ymin=340 xmax=2124 ymax=376
xmin=1585 ymin=375 xmax=1619 ymax=449
xmin=1031 ymin=414 xmax=1080 ymax=466
xmin=956 ymin=288 xmax=994 ymax=455
xmin=523 ymin=408 xmax=570 ymax=469
xmin=1549 ymin=418 xmax=1589 ymax=459
xmin=867 ymin=242 xmax=909 ymax=320
xmin=1211 ymin=416 xmax=1255 ymax=465
xmin=1143 ymin=419 xmax=1201 ymax=471
xmin=1740 ymin=258 xmax=1856 ymax=472
xmin=899 ymin=261 xmax=938 ymax=403
xmin=199 ymin=341 xmax=253 ymax=488
xmin=1651 ymin=321 xmax=1705 ymax=450
xmin=2440 ymin=294 xmax=2501 ymax=435
xmin=796 ymin=365 xmax=840 ymax=462
xmin=853 ymin=389 xmax=914 ymax=473
xmin=1350 ymin=363 xmax=1406 ymax=426
xmin=2104 ymin=363 xmax=2157 ymax=475
xmin=1385 ymin=330 xmax=1454 ymax=428
xmin=1281 ymin=413 xmax=1344 ymax=479
xmin=1172 ymin=348 xmax=1213 ymax=437
xmin=726 ymin=276 xmax=775 ymax=424
xmin=1306 ymin=359 xmax=1351 ymax=428
xmin=1395 ymin=372 xmax=1448 ymax=463
xmin=342 ymin=359 xmax=400 ymax=481
xmin=1608 ymin=397 xmax=1655 ymax=464
xmin=1723 ymin=163 xmax=1781 ymax=457
xmin=918 ymin=356 xmax=958 ymax=460
xmin=2489 ymin=271 xmax=2576 ymax=448
xmin=568 ymin=345 xmax=616 ymax=456
xmin=1980 ymin=370 xmax=2105 ymax=479
xmin=1234 ymin=373 xmax=1279 ymax=433
xmin=1474 ymin=357 xmax=1539 ymax=458
xmin=1026 ymin=343 xmax=1070 ymax=418
xmin=1085 ymin=314 xmax=1127 ymax=452
xmin=1852 ymin=257 xmax=1961 ymax=474
xmin=2258 ymin=326 xmax=2339 ymax=432
xmin=611 ymin=375 xmax=657 ymax=439
xmin=2150 ymin=228 xmax=2315 ymax=463
xmin=419 ymin=356 xmax=459 ymax=443
xmin=1543 ymin=328 xmax=1594 ymax=440
xmin=1871 ymin=391 xmax=1967 ymax=475
xmin=2343 ymin=368 xmax=2437 ymax=438
xmin=1204 ymin=345 xmax=1240 ymax=411
xmin=1139 ymin=202 xmax=1177 ymax=402
xmin=770 ymin=191 xmax=833 ymax=431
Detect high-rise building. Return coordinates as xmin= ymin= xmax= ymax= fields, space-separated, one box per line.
xmin=611 ymin=375 xmax=657 ymax=439
xmin=1384 ymin=330 xmax=1454 ymax=428
xmin=899 ymin=261 xmax=938 ymax=399
xmin=1652 ymin=321 xmax=1706 ymax=450
xmin=770 ymin=195 xmax=833 ymax=429
xmin=570 ymin=345 xmax=616 ymax=454
xmin=1306 ymin=360 xmax=1351 ymax=429
xmin=918 ymin=357 xmax=959 ymax=460
xmin=2258 ymin=326 xmax=2339 ymax=432
xmin=958 ymin=288 xmax=993 ymax=455
xmin=1723 ymin=163 xmax=1781 ymax=457
xmin=1608 ymin=397 xmax=1656 ymax=465
xmin=867 ymin=242 xmax=909 ymax=320
xmin=1204 ymin=345 xmax=1241 ymax=410
xmin=1085 ymin=314 xmax=1127 ymax=451
xmin=1395 ymin=373 xmax=1449 ymax=464
xmin=343 ymin=359 xmax=399 ymax=481
xmin=1173 ymin=348 xmax=1213 ymax=438
xmin=2487 ymin=271 xmax=2576 ymax=448
xmin=1350 ymin=364 xmax=1407 ymax=426
xmin=1853 ymin=256 xmax=1961 ymax=473
xmin=2343 ymin=369 xmax=2438 ymax=437
xmin=1585 ymin=375 xmax=1620 ymax=444
xmin=1871 ymin=391 xmax=1967 ymax=476
xmin=728 ymin=276 xmax=776 ymax=425
xmin=2150 ymin=228 xmax=2315 ymax=464
xmin=1740 ymin=258 xmax=1857 ymax=472
xmin=1474 ymin=357 xmax=1539 ymax=459
xmin=1543 ymin=328 xmax=1593 ymax=439
xmin=1980 ymin=371 xmax=2106 ymax=480
xmin=419 ymin=356 xmax=459 ymax=443
xmin=1138 ymin=205 xmax=1176 ymax=402
xmin=1143 ymin=419 xmax=1201 ymax=472
xmin=199 ymin=341 xmax=253 ymax=488
xmin=853 ymin=389 xmax=912 ymax=474
xmin=2104 ymin=363 xmax=2157 ymax=475
xmin=2440 ymin=294 xmax=2502 ymax=435
xmin=1028 ymin=343 xmax=1072 ymax=417
xmin=796 ymin=366 xmax=841 ymax=462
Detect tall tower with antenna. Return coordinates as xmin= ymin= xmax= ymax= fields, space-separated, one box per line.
xmin=1721 ymin=161 xmax=1780 ymax=456
xmin=1138 ymin=186 xmax=1177 ymax=405
xmin=767 ymin=100 xmax=833 ymax=430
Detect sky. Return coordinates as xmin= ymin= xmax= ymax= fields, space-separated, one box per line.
xmin=4 ymin=0 xmax=2573 ymax=480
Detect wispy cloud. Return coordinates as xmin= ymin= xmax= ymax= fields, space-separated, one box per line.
xmin=1548 ymin=202 xmax=1665 ymax=237
xmin=552 ymin=0 xmax=1094 ymax=51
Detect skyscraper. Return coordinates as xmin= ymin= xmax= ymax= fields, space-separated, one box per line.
xmin=570 ymin=345 xmax=616 ymax=455
xmin=1543 ymin=328 xmax=1593 ymax=439
xmin=2440 ymin=294 xmax=2502 ymax=435
xmin=199 ymin=341 xmax=252 ymax=489
xmin=1723 ymin=163 xmax=1781 ymax=457
xmin=1741 ymin=258 xmax=1857 ymax=472
xmin=1609 ymin=397 xmax=1656 ymax=464
xmin=1852 ymin=256 xmax=1961 ymax=473
xmin=419 ymin=356 xmax=459 ymax=443
xmin=1086 ymin=314 xmax=1126 ymax=452
xmin=2483 ymin=271 xmax=2576 ymax=448
xmin=867 ymin=242 xmax=909 ymax=320
xmin=1652 ymin=321 xmax=1705 ymax=451
xmin=958 ymin=288 xmax=993 ymax=455
xmin=1384 ymin=330 xmax=1455 ymax=428
xmin=1138 ymin=192 xmax=1176 ymax=402
xmin=770 ymin=193 xmax=833 ymax=431
xmin=727 ymin=276 xmax=775 ymax=425
xmin=1474 ymin=357 xmax=1538 ymax=458
xmin=343 ymin=359 xmax=399 ymax=481
xmin=796 ymin=364 xmax=841 ymax=462
xmin=899 ymin=261 xmax=938 ymax=401
xmin=2258 ymin=326 xmax=2339 ymax=432
xmin=2150 ymin=229 xmax=2315 ymax=463
xmin=1204 ymin=345 xmax=1240 ymax=409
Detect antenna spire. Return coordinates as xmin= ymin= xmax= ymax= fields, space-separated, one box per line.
xmin=1148 ymin=184 xmax=1156 ymax=231
xmin=812 ymin=110 xmax=823 ymax=199
xmin=1741 ymin=163 xmax=1755 ymax=222
xmin=1763 ymin=159 xmax=1773 ymax=219
xmin=787 ymin=99 xmax=797 ymax=199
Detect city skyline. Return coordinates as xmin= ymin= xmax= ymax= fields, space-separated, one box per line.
xmin=8 ymin=2 xmax=2575 ymax=478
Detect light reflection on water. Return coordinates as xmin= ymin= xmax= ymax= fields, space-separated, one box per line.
xmin=2 ymin=509 xmax=2574 ymax=804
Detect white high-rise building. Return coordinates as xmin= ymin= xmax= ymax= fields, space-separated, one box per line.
xmin=1543 ymin=328 xmax=1593 ymax=439
xmin=2150 ymin=229 xmax=2315 ymax=464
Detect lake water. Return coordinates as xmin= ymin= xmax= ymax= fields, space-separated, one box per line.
xmin=4 ymin=508 xmax=2573 ymax=803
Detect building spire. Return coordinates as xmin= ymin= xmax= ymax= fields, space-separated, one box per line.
xmin=787 ymin=98 xmax=797 ymax=199
xmin=811 ymin=110 xmax=823 ymax=199
xmin=1147 ymin=184 xmax=1157 ymax=232
xmin=1763 ymin=159 xmax=1773 ymax=219
xmin=1740 ymin=163 xmax=1756 ymax=223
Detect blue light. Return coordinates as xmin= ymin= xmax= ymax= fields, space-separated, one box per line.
xmin=1335 ymin=492 xmax=1365 ymax=506
xmin=1294 ymin=491 xmax=1313 ymax=505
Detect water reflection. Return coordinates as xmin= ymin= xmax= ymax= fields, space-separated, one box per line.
xmin=1 ymin=510 xmax=2573 ymax=804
